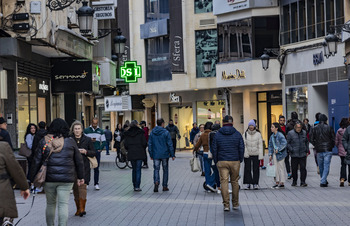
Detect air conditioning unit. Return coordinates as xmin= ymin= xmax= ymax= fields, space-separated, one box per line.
xmin=67 ymin=6 xmax=79 ymax=28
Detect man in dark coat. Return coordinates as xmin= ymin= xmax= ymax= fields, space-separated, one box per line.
xmin=104 ymin=126 xmax=112 ymax=155
xmin=166 ymin=119 xmax=181 ymax=152
xmin=212 ymin=115 xmax=244 ymax=211
xmin=0 ymin=117 xmax=13 ymax=149
xmin=124 ymin=120 xmax=147 ymax=191
xmin=190 ymin=123 xmax=199 ymax=145
xmin=310 ymin=114 xmax=335 ymax=187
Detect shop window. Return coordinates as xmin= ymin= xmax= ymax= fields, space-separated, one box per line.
xmin=194 ymin=0 xmax=213 ymax=14
xmin=145 ymin=0 xmax=169 ymax=22
xmin=132 ymin=111 xmax=144 ymax=124
xmin=307 ymin=0 xmax=315 ymax=40
xmin=195 ymin=29 xmax=217 ymax=78
xmin=286 ymin=87 xmax=308 ymax=121
xmin=197 ymin=100 xmax=225 ymax=125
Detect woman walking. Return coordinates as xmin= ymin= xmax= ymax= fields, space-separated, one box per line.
xmin=124 ymin=120 xmax=147 ymax=191
xmin=70 ymin=121 xmax=96 ymax=216
xmin=209 ymin=123 xmax=221 ymax=193
xmin=243 ymin=120 xmax=263 ymax=190
xmin=335 ymin=118 xmax=350 ymax=187
xmin=114 ymin=123 xmax=123 ymax=160
xmin=25 ymin=123 xmax=37 ymax=180
xmin=268 ymin=122 xmax=287 ymax=189
xmin=30 ymin=118 xmax=85 ymax=226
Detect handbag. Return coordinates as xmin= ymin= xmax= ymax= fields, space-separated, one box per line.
xmin=19 ymin=143 xmax=32 ymax=157
xmin=33 ymin=150 xmax=53 ymax=188
xmin=88 ymin=156 xmax=98 ymax=168
xmin=190 ymin=152 xmax=201 ymax=172
xmin=266 ymin=162 xmax=276 ymax=177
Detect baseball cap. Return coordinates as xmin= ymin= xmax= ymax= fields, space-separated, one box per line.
xmin=223 ymin=115 xmax=233 ymax=123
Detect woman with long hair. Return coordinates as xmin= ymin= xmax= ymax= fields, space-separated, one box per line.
xmin=30 ymin=118 xmax=84 ymax=226
xmin=268 ymin=122 xmax=287 ymax=189
xmin=114 ymin=123 xmax=123 ymax=160
xmin=25 ymin=123 xmax=37 ymax=181
xmin=70 ymin=121 xmax=95 ymax=216
xmin=336 ymin=118 xmax=350 ymax=187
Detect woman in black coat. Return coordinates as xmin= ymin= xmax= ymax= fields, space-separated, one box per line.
xmin=113 ymin=123 xmax=123 ymax=160
xmin=70 ymin=121 xmax=95 ymax=217
xmin=124 ymin=120 xmax=147 ymax=191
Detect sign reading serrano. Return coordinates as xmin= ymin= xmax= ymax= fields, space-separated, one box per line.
xmin=222 ymin=69 xmax=246 ymax=80
xmin=120 ymin=61 xmax=142 ymax=83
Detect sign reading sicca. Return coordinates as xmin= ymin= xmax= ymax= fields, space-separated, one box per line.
xmin=222 ymin=69 xmax=246 ymax=80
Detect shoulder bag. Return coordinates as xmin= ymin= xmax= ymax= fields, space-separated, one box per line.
xmin=33 ymin=150 xmax=53 ymax=188
xmin=88 ymin=156 xmax=98 ymax=168
xmin=19 ymin=143 xmax=32 ymax=157
xmin=190 ymin=152 xmax=201 ymax=172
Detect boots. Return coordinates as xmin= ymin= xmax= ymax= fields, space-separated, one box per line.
xmin=74 ymin=199 xmax=80 ymax=216
xmin=340 ymin=178 xmax=345 ymax=187
xmin=79 ymin=199 xmax=87 ymax=217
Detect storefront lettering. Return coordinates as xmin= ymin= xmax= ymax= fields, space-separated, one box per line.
xmin=172 ymin=36 xmax=182 ymax=66
xmin=313 ymin=51 xmax=324 ymax=65
xmin=120 ymin=61 xmax=142 ymax=83
xmin=170 ymin=93 xmax=181 ymax=103
xmin=54 ymin=70 xmax=88 ymax=80
xmin=39 ymin=81 xmax=49 ymax=93
xmin=222 ymin=69 xmax=246 ymax=80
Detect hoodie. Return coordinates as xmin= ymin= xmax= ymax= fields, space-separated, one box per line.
xmin=212 ymin=125 xmax=245 ymax=163
xmin=148 ymin=126 xmax=175 ymax=159
xmin=124 ymin=126 xmax=147 ymax=161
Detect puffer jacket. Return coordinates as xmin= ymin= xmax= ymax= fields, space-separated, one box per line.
xmin=212 ymin=125 xmax=244 ymax=163
xmin=165 ymin=124 xmax=180 ymax=140
xmin=310 ymin=122 xmax=335 ymax=152
xmin=268 ymin=132 xmax=287 ymax=161
xmin=124 ymin=126 xmax=147 ymax=161
xmin=30 ymin=137 xmax=84 ymax=183
xmin=194 ymin=129 xmax=211 ymax=153
xmin=148 ymin=126 xmax=175 ymax=159
xmin=0 ymin=142 xmax=29 ymax=218
xmin=336 ymin=128 xmax=346 ymax=156
xmin=243 ymin=130 xmax=263 ymax=160
xmin=287 ymin=129 xmax=309 ymax=158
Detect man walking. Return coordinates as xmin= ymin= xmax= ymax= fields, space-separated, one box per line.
xmin=104 ymin=126 xmax=112 ymax=155
xmin=148 ymin=118 xmax=175 ymax=192
xmin=84 ymin=118 xmax=106 ymax=190
xmin=190 ymin=122 xmax=199 ymax=145
xmin=212 ymin=115 xmax=244 ymax=211
xmin=310 ymin=114 xmax=335 ymax=187
xmin=166 ymin=119 xmax=181 ymax=152
xmin=0 ymin=117 xmax=13 ymax=149
xmin=279 ymin=115 xmax=286 ymax=134
xmin=287 ymin=121 xmax=309 ymax=187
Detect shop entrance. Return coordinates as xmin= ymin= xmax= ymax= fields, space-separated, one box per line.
xmin=170 ymin=105 xmax=193 ymax=150
xmin=257 ymin=91 xmax=283 ymax=146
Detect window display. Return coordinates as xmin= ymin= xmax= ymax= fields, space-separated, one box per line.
xmin=286 ymin=87 xmax=308 ymax=121
xmin=197 ymin=100 xmax=225 ymax=125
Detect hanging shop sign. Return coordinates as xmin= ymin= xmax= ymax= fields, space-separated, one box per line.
xmin=37 ymin=79 xmax=50 ymax=96
xmin=170 ymin=93 xmax=181 ymax=103
xmin=222 ymin=69 xmax=246 ymax=80
xmin=213 ymin=0 xmax=249 ymax=15
xmin=92 ymin=1 xmax=115 ymax=20
xmin=120 ymin=61 xmax=142 ymax=83
xmin=104 ymin=95 xmax=132 ymax=112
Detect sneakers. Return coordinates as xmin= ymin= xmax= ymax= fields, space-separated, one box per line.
xmin=261 ymin=166 xmax=266 ymax=170
xmin=142 ymin=165 xmax=149 ymax=169
xmin=217 ymin=190 xmax=221 ymax=194
xmin=253 ymin=184 xmax=259 ymax=190
xmin=271 ymin=184 xmax=279 ymax=189
xmin=224 ymin=207 xmax=230 ymax=211
xmin=244 ymin=184 xmax=250 ymax=190
xmin=163 ymin=187 xmax=169 ymax=191
xmin=320 ymin=183 xmax=328 ymax=187
xmin=287 ymin=173 xmax=292 ymax=179
xmin=291 ymin=181 xmax=297 ymax=186
xmin=277 ymin=184 xmax=285 ymax=189
xmin=206 ymin=184 xmax=216 ymax=192
xmin=300 ymin=183 xmax=308 ymax=187
xmin=134 ymin=188 xmax=142 ymax=192
xmin=95 ymin=184 xmax=100 ymax=190
xmin=340 ymin=178 xmax=345 ymax=187
xmin=233 ymin=205 xmax=239 ymax=210
xmin=106 ymin=153 xmax=110 ymax=155
xmin=154 ymin=183 xmax=159 ymax=192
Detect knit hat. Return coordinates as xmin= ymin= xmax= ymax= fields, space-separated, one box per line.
xmin=319 ymin=114 xmax=328 ymax=122
xmin=0 ymin=117 xmax=6 ymax=124
xmin=248 ymin=119 xmax=256 ymax=127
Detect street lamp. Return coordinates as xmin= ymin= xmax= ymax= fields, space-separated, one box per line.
xmin=76 ymin=1 xmax=94 ymax=35
xmin=113 ymin=29 xmax=127 ymax=54
xmin=260 ymin=52 xmax=270 ymax=71
xmin=324 ymin=33 xmax=339 ymax=57
xmin=323 ymin=41 xmax=330 ymax=58
xmin=203 ymin=59 xmax=212 ymax=72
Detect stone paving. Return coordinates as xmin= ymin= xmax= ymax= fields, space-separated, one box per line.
xmin=13 ymin=150 xmax=350 ymax=226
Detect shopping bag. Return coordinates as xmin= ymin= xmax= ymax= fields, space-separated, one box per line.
xmin=266 ymin=163 xmax=276 ymax=177
xmin=190 ymin=153 xmax=201 ymax=172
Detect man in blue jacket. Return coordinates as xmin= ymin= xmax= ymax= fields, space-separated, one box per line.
xmin=212 ymin=115 xmax=244 ymax=211
xmin=148 ymin=118 xmax=175 ymax=192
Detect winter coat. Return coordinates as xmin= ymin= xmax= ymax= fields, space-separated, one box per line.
xmin=190 ymin=127 xmax=200 ymax=144
xmin=243 ymin=130 xmax=263 ymax=160
xmin=0 ymin=142 xmax=29 ymax=218
xmin=30 ymin=136 xmax=84 ymax=183
xmin=286 ymin=119 xmax=307 ymax=135
xmin=268 ymin=132 xmax=287 ymax=161
xmin=31 ymin=128 xmax=47 ymax=153
xmin=336 ymin=128 xmax=346 ymax=157
xmin=212 ymin=125 xmax=245 ymax=163
xmin=287 ymin=129 xmax=309 ymax=158
xmin=72 ymin=134 xmax=95 ymax=184
xmin=166 ymin=124 xmax=180 ymax=140
xmin=148 ymin=126 xmax=175 ymax=159
xmin=310 ymin=122 xmax=335 ymax=152
xmin=0 ymin=129 xmax=13 ymax=149
xmin=124 ymin=126 xmax=147 ymax=161
xmin=194 ymin=129 xmax=211 ymax=153
xmin=342 ymin=126 xmax=350 ymax=164
xmin=104 ymin=129 xmax=113 ymax=142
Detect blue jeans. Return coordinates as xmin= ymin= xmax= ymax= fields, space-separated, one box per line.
xmin=153 ymin=159 xmax=169 ymax=187
xmin=105 ymin=141 xmax=110 ymax=154
xmin=131 ymin=160 xmax=143 ymax=188
xmin=203 ymin=153 xmax=216 ymax=187
xmin=212 ymin=164 xmax=221 ymax=188
xmin=317 ymin=152 xmax=332 ymax=184
xmin=94 ymin=150 xmax=101 ymax=185
xmin=44 ymin=182 xmax=73 ymax=226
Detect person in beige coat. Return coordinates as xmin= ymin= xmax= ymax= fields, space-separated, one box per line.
xmin=243 ymin=120 xmax=263 ymax=190
xmin=0 ymin=142 xmax=30 ymax=225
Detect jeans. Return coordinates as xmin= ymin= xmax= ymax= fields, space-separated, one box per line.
xmin=203 ymin=153 xmax=215 ymax=187
xmin=291 ymin=157 xmax=307 ymax=184
xmin=217 ymin=161 xmax=240 ymax=208
xmin=153 ymin=158 xmax=169 ymax=187
xmin=131 ymin=160 xmax=143 ymax=188
xmin=317 ymin=152 xmax=332 ymax=185
xmin=105 ymin=141 xmax=110 ymax=155
xmin=44 ymin=182 xmax=73 ymax=226
xmin=211 ymin=164 xmax=221 ymax=188
xmin=284 ymin=152 xmax=291 ymax=174
xmin=94 ymin=150 xmax=101 ymax=185
xmin=340 ymin=156 xmax=350 ymax=181
xmin=243 ymin=156 xmax=260 ymax=185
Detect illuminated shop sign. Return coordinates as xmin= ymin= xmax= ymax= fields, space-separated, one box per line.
xmin=120 ymin=61 xmax=142 ymax=83
xmin=221 ymin=69 xmax=246 ymax=80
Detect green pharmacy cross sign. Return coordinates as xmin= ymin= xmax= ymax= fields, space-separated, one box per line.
xmin=120 ymin=61 xmax=142 ymax=83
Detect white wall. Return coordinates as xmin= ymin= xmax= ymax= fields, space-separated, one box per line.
xmin=308 ymin=84 xmax=328 ymax=125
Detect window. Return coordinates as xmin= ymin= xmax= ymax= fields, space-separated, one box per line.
xmin=195 ymin=29 xmax=217 ymax=78
xmin=316 ymin=0 xmax=325 ymax=38
xmin=335 ymin=0 xmax=344 ymax=33
xmin=299 ymin=0 xmax=306 ymax=41
xmin=197 ymin=100 xmax=225 ymax=125
xmin=145 ymin=0 xmax=169 ymax=22
xmin=291 ymin=2 xmax=298 ymax=43
xmin=194 ymin=0 xmax=213 ymax=14
xmin=307 ymin=0 xmax=315 ymax=40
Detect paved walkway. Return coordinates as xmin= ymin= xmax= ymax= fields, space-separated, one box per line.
xmin=14 ymin=150 xmax=350 ymax=225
